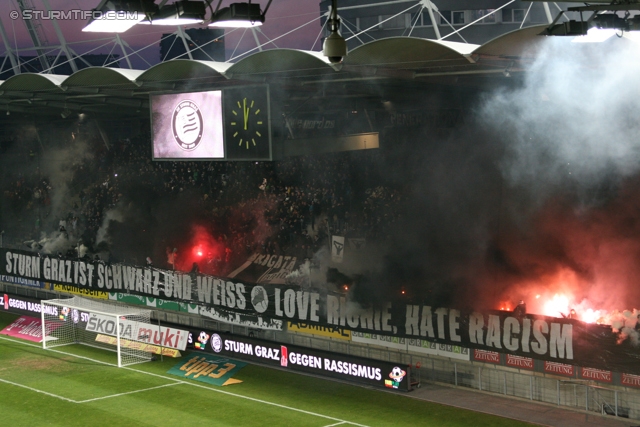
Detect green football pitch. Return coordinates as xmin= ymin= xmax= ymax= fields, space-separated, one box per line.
xmin=0 ymin=312 xmax=536 ymax=427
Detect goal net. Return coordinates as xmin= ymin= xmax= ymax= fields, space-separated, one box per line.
xmin=41 ymin=296 xmax=155 ymax=367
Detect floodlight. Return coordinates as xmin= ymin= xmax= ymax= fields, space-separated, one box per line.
xmin=592 ymin=13 xmax=627 ymax=31
xmin=541 ymin=7 xmax=640 ymax=39
xmin=541 ymin=20 xmax=589 ymax=36
xmin=628 ymin=15 xmax=640 ymax=31
xmin=139 ymin=0 xmax=206 ymax=26
xmin=572 ymin=27 xmax=616 ymax=43
xmin=502 ymin=62 xmax=514 ymax=77
xmin=83 ymin=0 xmax=158 ymax=33
xmin=208 ymin=2 xmax=269 ymax=28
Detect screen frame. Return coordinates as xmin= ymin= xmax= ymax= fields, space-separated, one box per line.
xmin=150 ymin=84 xmax=272 ymax=162
xmin=150 ymin=89 xmax=225 ymax=161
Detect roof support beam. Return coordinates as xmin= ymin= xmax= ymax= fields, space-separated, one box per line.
xmin=42 ymin=0 xmax=78 ymax=73
xmin=0 ymin=18 xmax=20 ymax=76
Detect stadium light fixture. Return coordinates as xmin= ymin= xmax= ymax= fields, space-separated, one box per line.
xmin=83 ymin=0 xmax=158 ymax=33
xmin=541 ymin=19 xmax=589 ymax=36
xmin=572 ymin=27 xmax=616 ymax=43
xmin=592 ymin=13 xmax=628 ymax=31
xmin=502 ymin=61 xmax=514 ymax=77
xmin=139 ymin=0 xmax=207 ymax=26
xmin=208 ymin=1 xmax=272 ymax=28
xmin=540 ymin=4 xmax=640 ymax=39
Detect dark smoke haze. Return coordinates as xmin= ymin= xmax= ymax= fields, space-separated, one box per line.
xmin=2 ymin=37 xmax=640 ymax=318
xmin=356 ymin=36 xmax=640 ymax=314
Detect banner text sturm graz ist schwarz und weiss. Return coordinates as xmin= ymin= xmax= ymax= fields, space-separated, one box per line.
xmin=2 ymin=248 xmax=635 ymax=373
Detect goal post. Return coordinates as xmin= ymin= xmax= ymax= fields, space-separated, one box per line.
xmin=40 ymin=296 xmax=155 ymax=367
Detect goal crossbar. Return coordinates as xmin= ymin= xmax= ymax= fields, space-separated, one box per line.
xmin=41 ymin=297 xmax=152 ymax=317
xmin=40 ymin=296 xmax=155 ymax=367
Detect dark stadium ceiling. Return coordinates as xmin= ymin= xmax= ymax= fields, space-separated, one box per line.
xmin=0 ymin=25 xmax=558 ymax=118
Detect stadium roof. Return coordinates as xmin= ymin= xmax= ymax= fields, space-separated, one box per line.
xmin=0 ymin=25 xmax=551 ymax=117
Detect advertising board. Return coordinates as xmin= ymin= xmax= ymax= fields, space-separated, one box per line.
xmin=187 ymin=329 xmax=411 ymax=391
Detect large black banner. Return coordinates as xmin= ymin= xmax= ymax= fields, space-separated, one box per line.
xmin=3 ymin=248 xmax=640 ymax=374
xmin=185 ymin=328 xmax=411 ymax=391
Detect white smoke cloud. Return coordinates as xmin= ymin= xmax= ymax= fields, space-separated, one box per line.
xmin=77 ymin=244 xmax=89 ymax=258
xmin=481 ymin=37 xmax=640 ymax=206
xmin=96 ymin=207 xmax=125 ymax=245
xmin=23 ymin=230 xmax=71 ymax=255
xmin=40 ymin=134 xmax=94 ymax=221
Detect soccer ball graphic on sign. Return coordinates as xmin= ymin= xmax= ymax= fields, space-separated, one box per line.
xmin=389 ymin=366 xmax=406 ymax=382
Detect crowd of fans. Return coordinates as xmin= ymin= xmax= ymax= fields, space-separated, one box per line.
xmin=1 ymin=128 xmax=405 ymax=275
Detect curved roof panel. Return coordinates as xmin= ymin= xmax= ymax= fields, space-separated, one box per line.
xmin=473 ymin=25 xmax=549 ymax=58
xmin=225 ymin=49 xmax=332 ymax=78
xmin=136 ymin=59 xmax=230 ymax=83
xmin=0 ymin=73 xmax=67 ymax=91
xmin=431 ymin=39 xmax=480 ymax=55
xmin=346 ymin=37 xmax=471 ymax=68
xmin=0 ymin=28 xmax=577 ymax=117
xmin=62 ymin=67 xmax=143 ymax=88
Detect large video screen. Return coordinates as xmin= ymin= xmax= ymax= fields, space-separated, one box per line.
xmin=151 ymin=90 xmax=224 ymax=160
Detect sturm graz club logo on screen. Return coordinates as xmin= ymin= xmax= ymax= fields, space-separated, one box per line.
xmin=172 ymin=100 xmax=203 ymax=151
xmin=211 ymin=333 xmax=222 ymax=353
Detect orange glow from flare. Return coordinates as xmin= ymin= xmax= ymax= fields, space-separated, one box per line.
xmin=543 ymin=294 xmax=570 ymax=318
xmin=500 ymin=266 xmax=632 ymax=326
xmin=537 ymin=293 xmax=605 ymax=323
xmin=495 ymin=291 xmax=622 ymax=325
xmin=582 ymin=308 xmax=599 ymax=323
xmin=498 ymin=301 xmax=511 ymax=311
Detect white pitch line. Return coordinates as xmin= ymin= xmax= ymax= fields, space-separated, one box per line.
xmin=76 ymin=382 xmax=182 ymax=403
xmin=0 ymin=335 xmax=370 ymax=427
xmin=323 ymin=422 xmax=346 ymax=427
xmin=124 ymin=366 xmax=371 ymax=427
xmin=0 ymin=376 xmax=77 ymax=403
